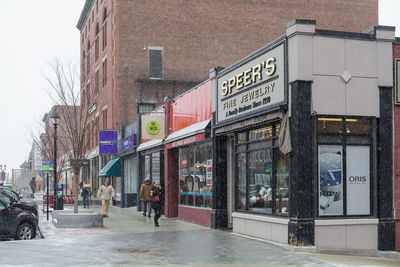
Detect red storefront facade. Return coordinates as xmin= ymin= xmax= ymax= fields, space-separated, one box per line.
xmin=138 ymin=80 xmax=212 ymax=227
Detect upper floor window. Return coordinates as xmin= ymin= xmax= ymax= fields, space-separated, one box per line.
xmin=102 ymin=7 xmax=107 ymax=50
xmin=102 ymin=58 xmax=107 ymax=87
xmin=95 ymin=23 xmax=99 ymax=61
xmin=95 ymin=69 xmax=99 ymax=95
xmin=149 ymin=47 xmax=163 ymax=79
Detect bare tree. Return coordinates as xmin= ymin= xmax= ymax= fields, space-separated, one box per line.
xmin=42 ymin=58 xmax=94 ymax=213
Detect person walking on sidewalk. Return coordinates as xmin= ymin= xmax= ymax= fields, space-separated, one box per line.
xmin=139 ymin=178 xmax=153 ymax=217
xmin=97 ymin=178 xmax=114 ymax=217
xmin=151 ymin=183 xmax=163 ymax=227
xmin=81 ymin=183 xmax=92 ymax=208
xmin=29 ymin=177 xmax=36 ymax=198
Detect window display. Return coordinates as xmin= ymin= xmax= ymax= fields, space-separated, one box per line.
xmin=235 ymin=123 xmax=289 ymax=216
xmin=317 ymin=117 xmax=372 ymax=217
xmin=151 ymin=152 xmax=161 ymax=184
xmin=179 ymin=142 xmax=213 ymax=208
xmin=318 ymin=145 xmax=343 ymax=216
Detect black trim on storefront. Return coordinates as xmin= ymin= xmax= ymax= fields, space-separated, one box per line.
xmin=288 ymin=80 xmax=314 ymax=246
xmin=211 ymin=135 xmax=228 ymax=229
xmin=377 ymin=86 xmax=395 ymax=251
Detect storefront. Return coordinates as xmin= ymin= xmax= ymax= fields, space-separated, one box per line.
xmin=119 ymin=121 xmax=139 ymax=207
xmin=211 ymin=20 xmax=395 ymax=251
xmin=163 ymin=81 xmax=213 ymax=226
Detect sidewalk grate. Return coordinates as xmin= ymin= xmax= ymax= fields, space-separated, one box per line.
xmin=116 ymin=248 xmax=150 ymax=254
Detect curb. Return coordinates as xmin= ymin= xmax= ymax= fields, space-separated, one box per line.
xmin=231 ymin=232 xmax=400 ymax=259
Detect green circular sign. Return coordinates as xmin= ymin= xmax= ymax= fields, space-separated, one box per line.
xmin=147 ymin=120 xmax=160 ymax=135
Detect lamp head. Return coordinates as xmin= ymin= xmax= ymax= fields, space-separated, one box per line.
xmin=50 ymin=112 xmax=60 ymax=126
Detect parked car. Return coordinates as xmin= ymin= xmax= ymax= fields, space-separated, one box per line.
xmin=0 ymin=186 xmax=38 ymax=217
xmin=0 ymin=198 xmax=38 ymax=240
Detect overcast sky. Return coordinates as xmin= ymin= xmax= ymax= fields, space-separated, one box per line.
xmin=0 ymin=0 xmax=399 ymax=173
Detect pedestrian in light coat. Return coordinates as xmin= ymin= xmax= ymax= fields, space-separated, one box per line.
xmin=139 ymin=178 xmax=153 ymax=217
xmin=97 ymin=178 xmax=114 ymax=217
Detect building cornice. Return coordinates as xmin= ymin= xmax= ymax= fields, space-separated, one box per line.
xmin=76 ymin=0 xmax=95 ymax=31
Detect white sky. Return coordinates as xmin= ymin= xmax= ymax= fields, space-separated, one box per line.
xmin=0 ymin=0 xmax=399 ymax=173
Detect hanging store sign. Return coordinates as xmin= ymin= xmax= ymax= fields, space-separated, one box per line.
xmin=99 ymin=130 xmax=118 ymax=155
xmin=346 ymin=146 xmax=370 ymax=215
xmin=395 ymin=59 xmax=400 ymax=105
xmin=121 ymin=135 xmax=136 ymax=152
xmin=216 ymin=41 xmax=286 ymax=123
xmin=141 ymin=114 xmax=165 ymax=140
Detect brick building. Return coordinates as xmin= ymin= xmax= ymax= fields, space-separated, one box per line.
xmin=76 ymin=0 xmax=378 ymax=202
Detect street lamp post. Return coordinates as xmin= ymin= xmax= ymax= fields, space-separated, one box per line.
xmin=51 ymin=111 xmax=60 ymax=210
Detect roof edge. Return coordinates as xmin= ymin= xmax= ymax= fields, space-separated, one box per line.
xmin=76 ymin=0 xmax=95 ymax=31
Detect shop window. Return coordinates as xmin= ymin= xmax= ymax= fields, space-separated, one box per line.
xmin=317 ymin=117 xmax=372 ymax=217
xmin=144 ymin=155 xmax=151 ymax=181
xmin=151 ymin=152 xmax=161 ymax=184
xmin=179 ymin=142 xmax=213 ymax=208
xmin=235 ymin=122 xmax=288 ymax=216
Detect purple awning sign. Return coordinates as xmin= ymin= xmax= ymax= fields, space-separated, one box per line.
xmin=121 ymin=135 xmax=134 ymax=152
xmin=99 ymin=130 xmax=118 ymax=155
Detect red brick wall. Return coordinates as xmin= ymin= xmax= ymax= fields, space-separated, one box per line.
xmin=79 ymin=0 xmax=114 ymax=151
xmin=79 ymin=0 xmax=378 ymax=148
xmin=393 ymin=43 xmax=400 ymax=252
xmin=178 ymin=206 xmax=212 ymax=227
xmin=112 ymin=0 xmax=378 ymax=130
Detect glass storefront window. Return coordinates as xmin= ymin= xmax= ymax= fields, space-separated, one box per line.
xmin=144 ymin=155 xmax=151 ymax=181
xmin=235 ymin=122 xmax=289 ymax=216
xmin=317 ymin=118 xmax=343 ymax=133
xmin=345 ymin=119 xmax=370 ymax=134
xmin=151 ymin=152 xmax=161 ymax=184
xmin=237 ymin=152 xmax=247 ymax=211
xmin=249 ymin=149 xmax=273 ymax=214
xmin=179 ymin=141 xmax=213 ymax=208
xmin=275 ymin=150 xmax=289 ymax=215
xmin=317 ymin=116 xmax=372 ymax=217
xmin=124 ymin=157 xmax=137 ymax=194
xmin=249 ymin=126 xmax=273 ymax=141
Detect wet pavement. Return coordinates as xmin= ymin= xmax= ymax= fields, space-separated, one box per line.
xmin=1 ymin=193 xmax=400 ymax=266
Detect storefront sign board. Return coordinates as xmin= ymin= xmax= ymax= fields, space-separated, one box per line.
xmin=166 ymin=133 xmax=205 ymax=149
xmin=216 ymin=42 xmax=286 ymax=123
xmin=99 ymin=130 xmax=118 ymax=155
xmin=141 ymin=114 xmax=165 ymax=140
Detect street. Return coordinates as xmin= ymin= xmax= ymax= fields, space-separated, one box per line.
xmin=1 ymin=200 xmax=400 ymax=267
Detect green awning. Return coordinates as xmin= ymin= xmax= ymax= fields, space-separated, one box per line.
xmin=98 ymin=157 xmax=121 ymax=177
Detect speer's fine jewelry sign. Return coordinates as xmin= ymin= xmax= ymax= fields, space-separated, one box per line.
xmin=216 ymin=42 xmax=286 ymax=123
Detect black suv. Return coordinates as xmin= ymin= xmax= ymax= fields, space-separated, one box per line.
xmin=0 ymin=186 xmax=38 ymax=217
xmin=0 ymin=198 xmax=38 ymax=240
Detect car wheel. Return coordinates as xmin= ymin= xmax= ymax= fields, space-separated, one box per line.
xmin=15 ymin=222 xmax=34 ymax=240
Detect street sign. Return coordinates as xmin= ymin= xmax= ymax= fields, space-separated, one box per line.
xmin=42 ymin=160 xmax=53 ymax=171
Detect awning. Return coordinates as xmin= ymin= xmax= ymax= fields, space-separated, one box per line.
xmin=164 ymin=119 xmax=211 ymax=144
xmin=98 ymin=157 xmax=121 ymax=177
xmin=137 ymin=139 xmax=164 ymax=152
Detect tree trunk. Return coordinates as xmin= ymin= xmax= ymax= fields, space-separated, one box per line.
xmin=73 ymin=167 xmax=79 ymax=213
